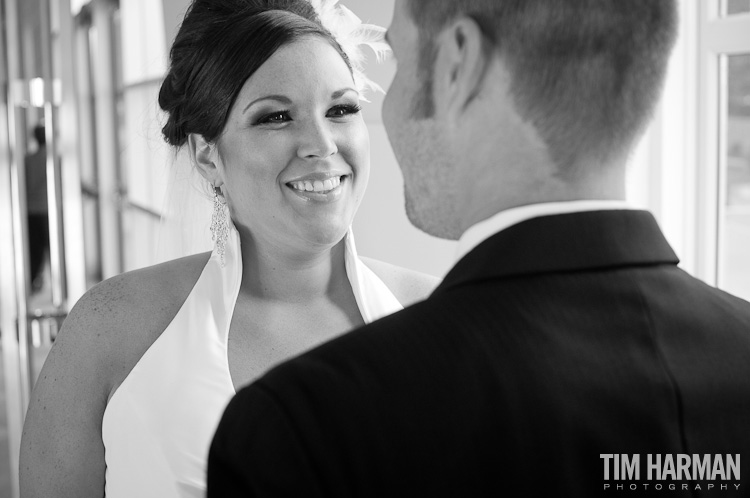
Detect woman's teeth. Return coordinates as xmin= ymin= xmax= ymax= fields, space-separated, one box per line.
xmin=289 ymin=176 xmax=342 ymax=193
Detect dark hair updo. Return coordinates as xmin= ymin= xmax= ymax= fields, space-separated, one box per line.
xmin=159 ymin=0 xmax=353 ymax=147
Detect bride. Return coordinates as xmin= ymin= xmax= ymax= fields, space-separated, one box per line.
xmin=19 ymin=0 xmax=437 ymax=496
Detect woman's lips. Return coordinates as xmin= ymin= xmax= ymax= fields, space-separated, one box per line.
xmin=288 ymin=175 xmax=342 ymax=194
xmin=286 ymin=175 xmax=349 ymax=200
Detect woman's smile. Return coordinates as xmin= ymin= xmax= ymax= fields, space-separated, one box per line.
xmin=285 ymin=173 xmax=351 ymax=202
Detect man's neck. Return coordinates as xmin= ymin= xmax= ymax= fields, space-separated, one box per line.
xmin=456 ymin=151 xmax=628 ymax=236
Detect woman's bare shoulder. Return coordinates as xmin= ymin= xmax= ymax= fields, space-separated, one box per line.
xmin=360 ymin=256 xmax=441 ymax=307
xmin=71 ymin=252 xmax=210 ymax=333
xmin=19 ymin=253 xmax=212 ymax=496
xmin=60 ymin=252 xmax=212 ymax=380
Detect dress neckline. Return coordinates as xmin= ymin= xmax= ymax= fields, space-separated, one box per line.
xmin=215 ymin=221 xmax=404 ymax=393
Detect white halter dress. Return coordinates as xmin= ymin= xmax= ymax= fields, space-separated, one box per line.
xmin=101 ymin=224 xmax=402 ymax=497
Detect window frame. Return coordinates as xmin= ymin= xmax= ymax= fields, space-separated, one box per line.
xmin=635 ymin=0 xmax=750 ymax=291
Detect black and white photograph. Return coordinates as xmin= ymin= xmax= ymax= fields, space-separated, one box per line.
xmin=0 ymin=0 xmax=749 ymax=496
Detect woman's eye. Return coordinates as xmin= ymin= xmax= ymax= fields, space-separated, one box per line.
xmin=327 ymin=104 xmax=362 ymax=118
xmin=256 ymin=111 xmax=291 ymax=125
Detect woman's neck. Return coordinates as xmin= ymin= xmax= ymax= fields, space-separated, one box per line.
xmin=237 ymin=230 xmax=350 ymax=304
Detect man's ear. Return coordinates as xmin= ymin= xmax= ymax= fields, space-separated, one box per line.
xmin=188 ymin=133 xmax=222 ymax=187
xmin=433 ymin=17 xmax=490 ymax=119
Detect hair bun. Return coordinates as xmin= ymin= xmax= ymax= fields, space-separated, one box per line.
xmin=159 ymin=70 xmax=189 ymax=147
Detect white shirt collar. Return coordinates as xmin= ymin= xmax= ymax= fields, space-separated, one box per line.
xmin=455 ymin=200 xmax=633 ymax=263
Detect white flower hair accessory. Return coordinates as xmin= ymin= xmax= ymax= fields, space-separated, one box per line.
xmin=309 ymin=0 xmax=391 ymax=101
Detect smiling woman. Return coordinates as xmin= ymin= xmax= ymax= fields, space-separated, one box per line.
xmin=196 ymin=37 xmax=370 ymax=252
xmin=18 ymin=1 xmax=438 ymax=497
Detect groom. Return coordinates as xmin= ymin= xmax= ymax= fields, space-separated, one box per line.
xmin=208 ymin=0 xmax=750 ymax=495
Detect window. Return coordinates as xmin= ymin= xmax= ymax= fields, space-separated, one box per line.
xmin=719 ymin=54 xmax=750 ymax=298
xmin=699 ymin=1 xmax=750 ymax=300
xmin=632 ymin=1 xmax=750 ymax=301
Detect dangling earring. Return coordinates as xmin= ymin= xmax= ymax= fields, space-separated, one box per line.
xmin=210 ymin=185 xmax=229 ymax=267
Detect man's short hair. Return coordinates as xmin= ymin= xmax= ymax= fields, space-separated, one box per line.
xmin=407 ymin=0 xmax=678 ymax=176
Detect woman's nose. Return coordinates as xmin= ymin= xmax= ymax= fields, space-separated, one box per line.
xmin=297 ymin=119 xmax=338 ymax=159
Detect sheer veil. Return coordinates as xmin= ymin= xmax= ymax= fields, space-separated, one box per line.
xmin=154 ymin=147 xmax=214 ymax=263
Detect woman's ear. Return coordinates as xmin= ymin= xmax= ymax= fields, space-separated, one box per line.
xmin=433 ymin=16 xmax=490 ymax=120
xmin=188 ymin=133 xmax=222 ymax=187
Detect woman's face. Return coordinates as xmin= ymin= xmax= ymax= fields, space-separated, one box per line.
xmin=215 ymin=37 xmax=370 ymax=253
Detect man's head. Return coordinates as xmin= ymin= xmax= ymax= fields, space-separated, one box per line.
xmin=383 ymin=0 xmax=678 ymax=239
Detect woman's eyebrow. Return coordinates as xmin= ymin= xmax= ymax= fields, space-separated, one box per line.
xmin=243 ymin=88 xmax=359 ymax=114
xmin=331 ymin=88 xmax=359 ymax=100
xmin=243 ymin=95 xmax=293 ymax=114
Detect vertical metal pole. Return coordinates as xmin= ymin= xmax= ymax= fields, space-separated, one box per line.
xmin=3 ymin=0 xmax=32 ymax=418
xmin=59 ymin=0 xmax=89 ymax=305
xmin=1 ymin=0 xmax=30 ymax=495
xmin=39 ymin=0 xmax=67 ymax=308
xmin=91 ymin=0 xmax=122 ymax=278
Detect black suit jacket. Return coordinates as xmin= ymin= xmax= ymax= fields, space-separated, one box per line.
xmin=208 ymin=211 xmax=750 ymax=497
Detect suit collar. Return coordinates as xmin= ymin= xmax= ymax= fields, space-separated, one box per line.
xmin=434 ymin=210 xmax=679 ymax=295
xmin=455 ymin=200 xmax=632 ymax=263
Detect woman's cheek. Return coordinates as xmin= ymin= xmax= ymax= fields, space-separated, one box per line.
xmin=346 ymin=120 xmax=370 ymax=177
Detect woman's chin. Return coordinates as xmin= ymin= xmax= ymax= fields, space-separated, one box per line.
xmin=297 ymin=222 xmax=350 ymax=249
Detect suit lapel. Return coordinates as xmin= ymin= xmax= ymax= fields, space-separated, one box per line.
xmin=434 ymin=210 xmax=679 ymax=295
